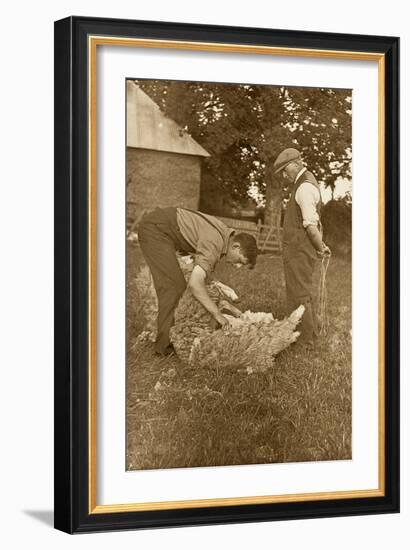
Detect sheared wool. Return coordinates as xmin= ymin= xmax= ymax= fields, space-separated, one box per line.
xmin=186 ymin=306 xmax=304 ymax=371
xmin=134 ymin=252 xmax=303 ymax=369
xmin=169 ymin=257 xmax=304 ymax=369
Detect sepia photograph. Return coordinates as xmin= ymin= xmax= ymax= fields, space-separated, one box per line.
xmin=126 ymin=77 xmax=352 ymax=471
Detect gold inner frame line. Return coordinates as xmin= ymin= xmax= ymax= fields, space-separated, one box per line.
xmin=88 ymin=35 xmax=385 ymax=514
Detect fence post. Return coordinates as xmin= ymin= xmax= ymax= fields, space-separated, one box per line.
xmin=260 ymin=225 xmax=274 ymax=252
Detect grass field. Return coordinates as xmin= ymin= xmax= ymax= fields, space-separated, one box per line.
xmin=126 ymin=242 xmax=352 ymax=470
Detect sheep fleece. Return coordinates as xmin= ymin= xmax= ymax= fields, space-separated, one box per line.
xmin=170 ymin=288 xmax=304 ymax=370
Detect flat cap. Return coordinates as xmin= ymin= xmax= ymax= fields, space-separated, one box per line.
xmin=273 ymin=148 xmax=301 ymax=174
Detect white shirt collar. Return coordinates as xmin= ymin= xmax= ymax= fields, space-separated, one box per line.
xmin=294 ymin=166 xmax=307 ymax=183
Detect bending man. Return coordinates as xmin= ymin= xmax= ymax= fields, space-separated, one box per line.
xmin=138 ymin=207 xmax=258 ymax=355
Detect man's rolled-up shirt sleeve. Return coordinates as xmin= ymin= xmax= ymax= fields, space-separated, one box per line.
xmin=194 ymin=236 xmax=224 ymax=275
xmin=295 ymin=182 xmax=321 ymax=228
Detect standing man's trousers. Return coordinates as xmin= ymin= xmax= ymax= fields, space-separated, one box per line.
xmin=138 ymin=208 xmax=193 ymax=354
xmin=283 ymin=247 xmax=318 ymax=342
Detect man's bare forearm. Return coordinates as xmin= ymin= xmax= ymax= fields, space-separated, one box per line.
xmin=190 ymin=281 xmax=220 ymax=317
xmin=306 ymin=225 xmax=324 ymax=251
xmin=188 ymin=266 xmax=227 ymax=325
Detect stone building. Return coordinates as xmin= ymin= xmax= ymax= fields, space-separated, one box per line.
xmin=127 ymin=81 xmax=210 ymax=222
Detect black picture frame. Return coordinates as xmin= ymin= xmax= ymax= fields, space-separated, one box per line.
xmin=54 ymin=15 xmax=400 ymax=534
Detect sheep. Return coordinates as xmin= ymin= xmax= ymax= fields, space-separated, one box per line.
xmin=132 ymin=255 xmax=240 ymax=340
xmin=169 ymin=273 xmax=243 ymax=363
xmin=133 ymin=253 xmax=304 ymax=371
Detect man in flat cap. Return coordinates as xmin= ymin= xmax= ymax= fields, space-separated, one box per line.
xmin=138 ymin=207 xmax=258 ymax=356
xmin=273 ymin=148 xmax=330 ymax=347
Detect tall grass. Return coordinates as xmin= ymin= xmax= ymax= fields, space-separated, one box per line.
xmin=127 ymin=243 xmax=351 ymax=470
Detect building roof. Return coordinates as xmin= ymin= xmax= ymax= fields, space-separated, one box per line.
xmin=127 ymin=81 xmax=210 ymax=158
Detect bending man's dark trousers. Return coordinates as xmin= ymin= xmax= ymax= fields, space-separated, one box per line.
xmin=138 ymin=208 xmax=194 ymax=354
xmin=283 ymin=246 xmax=318 ymax=342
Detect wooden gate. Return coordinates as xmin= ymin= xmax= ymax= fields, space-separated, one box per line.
xmin=216 ymin=216 xmax=282 ymax=254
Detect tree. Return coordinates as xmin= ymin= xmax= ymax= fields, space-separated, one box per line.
xmin=282 ymin=87 xmax=352 ymax=192
xmin=137 ymin=80 xmax=352 ymax=225
xmin=321 ymin=196 xmax=352 ymax=257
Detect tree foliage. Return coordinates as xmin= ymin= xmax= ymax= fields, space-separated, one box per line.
xmin=321 ymin=197 xmax=352 ymax=257
xmin=137 ymin=80 xmax=352 ymax=224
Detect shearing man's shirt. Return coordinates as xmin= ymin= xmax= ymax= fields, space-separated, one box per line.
xmin=176 ymin=208 xmax=234 ymax=275
xmin=294 ymin=167 xmax=321 ymax=228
